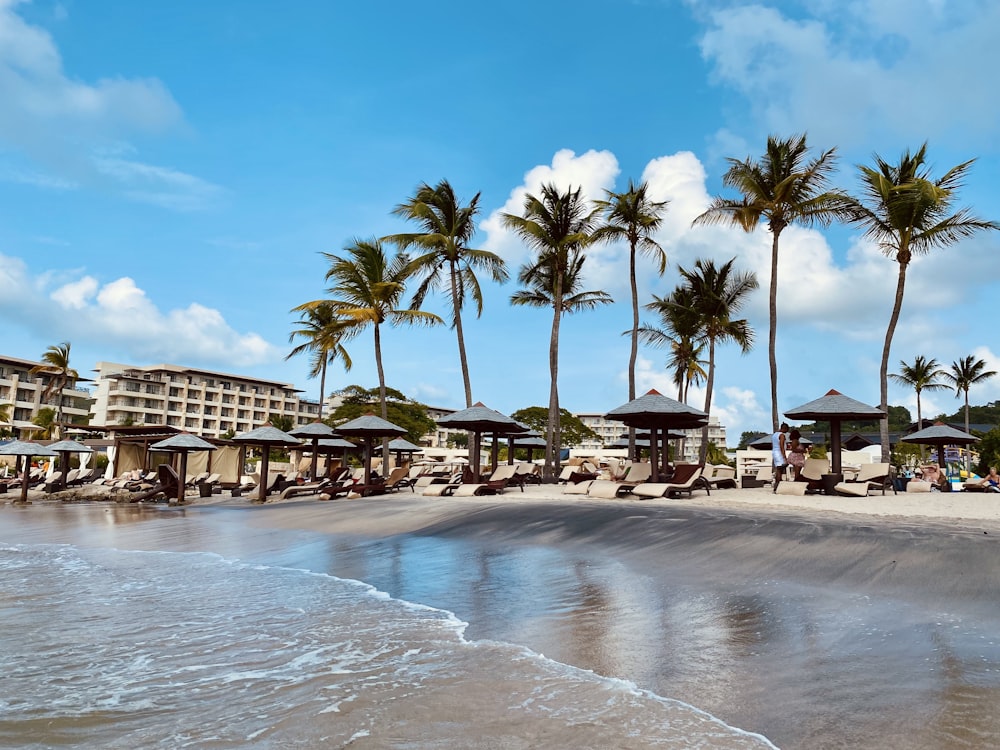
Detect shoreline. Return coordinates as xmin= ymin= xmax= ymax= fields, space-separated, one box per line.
xmin=5 ymin=482 xmax=1000 ymax=748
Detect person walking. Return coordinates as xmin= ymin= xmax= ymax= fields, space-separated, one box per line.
xmin=772 ymin=422 xmax=789 ymax=492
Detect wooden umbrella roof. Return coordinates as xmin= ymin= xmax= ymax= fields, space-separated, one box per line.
xmin=150 ymin=433 xmax=217 ymax=451
xmin=46 ymin=440 xmax=94 ymax=454
xmin=0 ymin=440 xmax=57 ymax=457
xmin=604 ymin=389 xmax=708 ymax=429
xmin=289 ymin=421 xmax=337 ymax=439
xmin=436 ymin=402 xmax=527 ymax=433
xmin=231 ymin=424 xmax=302 ymax=446
xmin=901 ymin=423 xmax=979 ymax=446
xmin=784 ymin=389 xmax=884 ymax=421
xmin=334 ymin=414 xmax=407 ymax=438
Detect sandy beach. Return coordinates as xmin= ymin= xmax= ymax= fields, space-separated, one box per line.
xmin=5 ymin=481 xmax=1000 ymax=748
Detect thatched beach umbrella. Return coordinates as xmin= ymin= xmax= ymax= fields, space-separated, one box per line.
xmin=0 ymin=440 xmax=57 ymax=504
xmin=437 ymin=403 xmax=527 ymax=480
xmin=334 ymin=414 xmax=407 ymax=486
xmin=785 ymin=389 xmax=884 ymax=477
xmin=289 ymin=421 xmax=337 ymax=480
xmin=605 ymin=389 xmax=708 ymax=481
xmin=387 ymin=437 xmax=423 ymax=467
xmin=232 ymin=424 xmax=302 ymax=501
xmin=150 ymin=433 xmax=217 ymax=505
xmin=316 ymin=437 xmax=359 ymax=475
xmin=46 ymin=439 xmax=94 ymax=492
xmin=901 ymin=422 xmax=979 ymax=470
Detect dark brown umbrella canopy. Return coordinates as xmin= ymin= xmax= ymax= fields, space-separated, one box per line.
xmin=289 ymin=422 xmax=337 ymax=439
xmin=334 ymin=415 xmax=407 ymax=487
xmin=232 ymin=424 xmax=301 ymax=501
xmin=1 ymin=440 xmax=57 ymax=504
xmin=438 ymin=403 xmax=526 ymax=479
xmin=150 ymin=433 xmax=216 ymax=504
xmin=437 ymin=403 xmax=526 ymax=433
xmin=47 ymin=440 xmax=95 ymax=454
xmin=232 ymin=424 xmax=303 ymax=445
xmin=902 ymin=423 xmax=979 ymax=467
xmin=317 ymin=438 xmax=358 ymax=449
xmin=388 ymin=438 xmax=422 ymax=452
xmin=604 ymin=390 xmax=707 ymax=480
xmin=784 ymin=389 xmax=885 ymax=421
xmin=335 ymin=414 xmax=408 ymax=438
xmin=150 ymin=434 xmax=217 ymax=451
xmin=289 ymin=422 xmax=338 ymax=479
xmin=604 ymin=389 xmax=708 ymax=429
xmin=785 ymin=389 xmax=884 ymax=476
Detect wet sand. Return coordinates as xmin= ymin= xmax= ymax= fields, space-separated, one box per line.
xmin=6 ymin=482 xmax=1000 ymax=748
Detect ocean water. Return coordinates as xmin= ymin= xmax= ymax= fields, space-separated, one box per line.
xmin=0 ymin=508 xmax=773 ymax=749
xmin=4 ymin=502 xmax=1000 ymax=749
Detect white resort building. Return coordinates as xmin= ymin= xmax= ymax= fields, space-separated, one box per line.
xmin=0 ymin=354 xmax=93 ymax=434
xmin=89 ymin=362 xmax=322 ymax=438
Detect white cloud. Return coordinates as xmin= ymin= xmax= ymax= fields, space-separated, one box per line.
xmin=0 ymin=253 xmax=277 ymax=367
xmin=0 ymin=1 xmax=220 ymax=209
xmin=481 ymin=148 xmax=620 ymax=271
xmin=695 ymin=1 xmax=1000 ymax=148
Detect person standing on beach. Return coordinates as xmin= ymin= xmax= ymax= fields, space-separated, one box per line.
xmin=772 ymin=422 xmax=789 ymax=492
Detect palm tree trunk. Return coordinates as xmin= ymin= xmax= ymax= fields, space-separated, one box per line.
xmin=374 ymin=324 xmax=390 ymax=471
xmin=701 ymin=338 xmax=716 ymax=463
xmin=627 ymin=240 xmax=639 ymax=456
xmin=880 ymin=260 xmax=909 ymax=463
xmin=451 ymin=262 xmax=474 ymax=409
xmin=545 ymin=279 xmax=564 ymax=482
xmin=965 ymin=390 xmax=971 ymax=475
xmin=915 ymin=390 xmax=924 ymax=461
xmin=768 ymin=231 xmax=780 ymax=431
xmin=318 ymin=360 xmax=328 ymax=418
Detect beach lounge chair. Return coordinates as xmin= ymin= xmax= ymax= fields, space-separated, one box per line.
xmin=125 ymin=464 xmax=180 ymax=504
xmin=701 ymin=463 xmax=737 ymax=490
xmin=586 ymin=479 xmax=632 ymax=499
xmin=452 ymin=483 xmax=499 ymax=496
xmin=563 ymin=479 xmax=593 ymax=495
xmin=514 ymin=463 xmax=542 ymax=485
xmin=833 ymin=463 xmax=895 ymax=497
xmin=485 ymin=464 xmax=522 ymax=493
xmin=796 ymin=458 xmax=830 ymax=491
xmin=629 ymin=465 xmax=705 ymax=499
xmin=616 ymin=462 xmax=652 ymax=489
xmin=382 ymin=466 xmax=414 ymax=492
xmin=277 ymin=478 xmax=331 ymax=501
xmin=41 ymin=472 xmax=64 ymax=493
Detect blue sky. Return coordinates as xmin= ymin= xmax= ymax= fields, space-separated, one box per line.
xmin=2 ymin=0 xmax=999 ymax=442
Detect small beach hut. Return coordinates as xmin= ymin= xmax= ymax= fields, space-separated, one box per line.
xmin=605 ymin=390 xmax=708 ymax=481
xmin=436 ymin=403 xmax=527 ymax=481
xmin=289 ymin=421 xmax=338 ymax=480
xmin=149 ymin=433 xmax=217 ymax=504
xmin=46 ymin=439 xmax=94 ymax=492
xmin=387 ymin=437 xmax=423 ymax=468
xmin=901 ymin=423 xmax=979 ymax=473
xmin=333 ymin=414 xmax=407 ymax=488
xmin=232 ymin=424 xmax=302 ymax=501
xmin=0 ymin=440 xmax=57 ymax=504
xmin=784 ymin=389 xmax=884 ymax=479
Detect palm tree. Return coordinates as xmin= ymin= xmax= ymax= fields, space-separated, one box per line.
xmin=942 ymin=355 xmax=997 ymax=473
xmin=889 ymin=356 xmax=948 ymax=449
xmin=30 ymin=407 xmax=57 ymax=440
xmin=594 ymin=179 xmax=669 ymax=453
xmin=28 ymin=341 xmax=79 ymax=439
xmin=297 ymin=238 xmax=442 ymax=425
xmin=286 ymin=302 xmax=355 ymax=415
xmin=843 ymin=144 xmax=999 ymax=461
xmin=503 ymin=184 xmax=610 ymax=478
xmin=694 ymin=134 xmax=844 ymax=431
xmin=667 ymin=335 xmax=707 ymax=404
xmin=637 ymin=286 xmax=706 ymax=404
xmin=646 ymin=257 xmax=758 ymax=461
xmin=385 ymin=180 xmax=509 ymax=408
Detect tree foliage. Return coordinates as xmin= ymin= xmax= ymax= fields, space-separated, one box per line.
xmin=327 ymin=386 xmax=436 ymax=445
xmin=510 ymin=406 xmax=599 ymax=448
